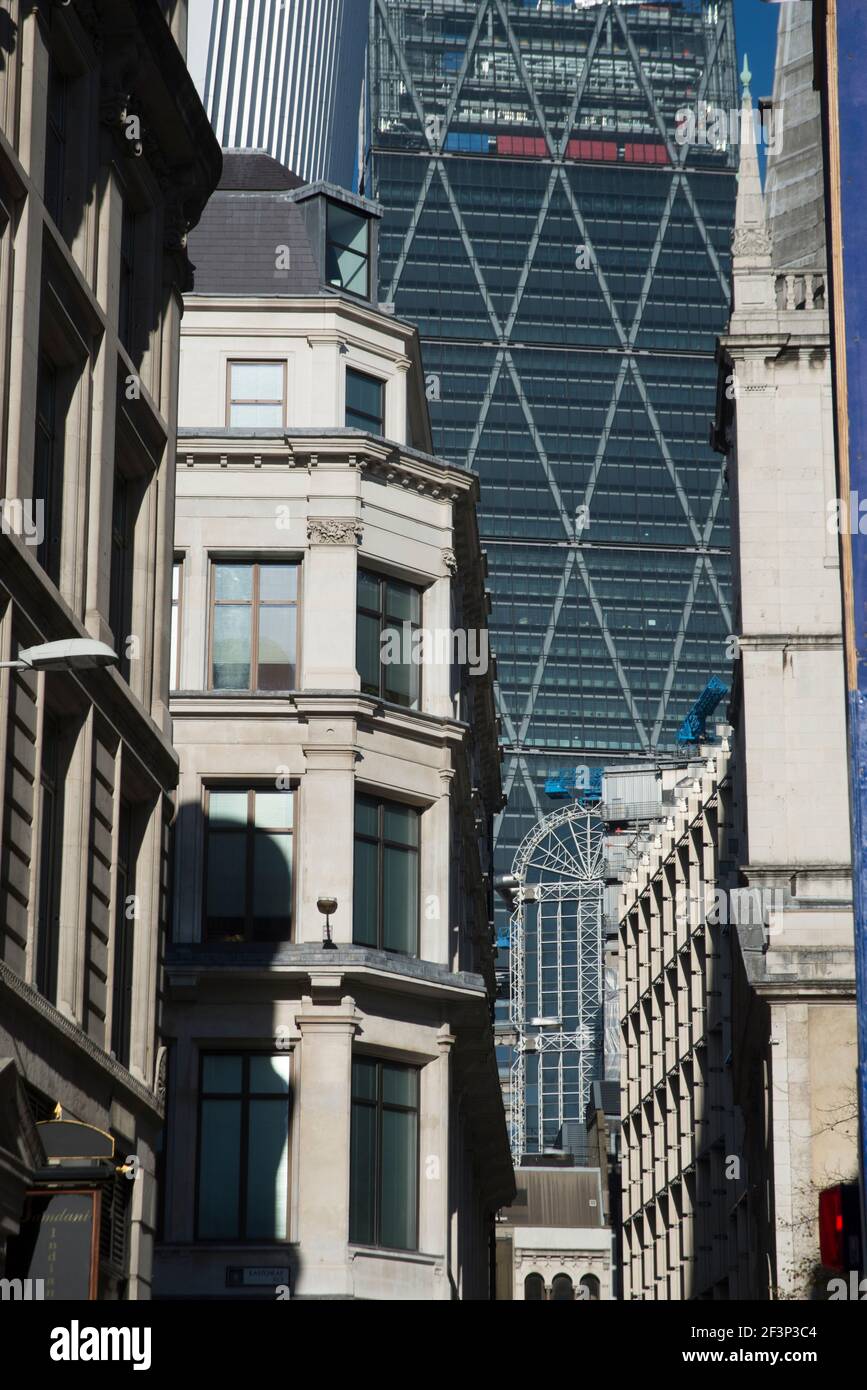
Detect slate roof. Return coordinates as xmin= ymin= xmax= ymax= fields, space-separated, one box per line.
xmin=503 ymin=1167 xmax=605 ymax=1229
xmin=219 ymin=149 xmax=305 ymax=191
xmin=188 ymin=149 xmax=322 ymax=297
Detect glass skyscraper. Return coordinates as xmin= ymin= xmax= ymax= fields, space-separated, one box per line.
xmin=188 ymin=0 xmax=368 ymax=188
xmin=366 ymin=0 xmax=738 ymax=1148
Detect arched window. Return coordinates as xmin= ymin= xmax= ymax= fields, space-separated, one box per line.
xmin=524 ymin=1272 xmax=545 ymax=1301
xmin=580 ymin=1274 xmax=601 ymax=1301
xmin=551 ymin=1273 xmax=574 ymax=1301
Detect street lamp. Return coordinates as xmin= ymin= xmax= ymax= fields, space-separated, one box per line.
xmin=0 ymin=639 xmax=118 ymax=672
xmin=317 ymin=896 xmax=338 ymax=951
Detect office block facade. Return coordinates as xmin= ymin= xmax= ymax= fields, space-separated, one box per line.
xmin=188 ymin=0 xmax=368 ymax=188
xmin=0 ymin=0 xmax=219 ymax=1296
xmin=153 ymin=153 xmax=513 ymax=1300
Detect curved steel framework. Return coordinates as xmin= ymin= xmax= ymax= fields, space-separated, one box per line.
xmin=509 ymin=800 xmax=605 ymax=1160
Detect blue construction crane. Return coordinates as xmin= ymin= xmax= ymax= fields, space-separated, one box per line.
xmin=676 ymin=676 xmax=729 ymax=744
xmin=544 ymin=765 xmax=603 ymax=802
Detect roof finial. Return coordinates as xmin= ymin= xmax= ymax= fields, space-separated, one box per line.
xmin=741 ymin=53 xmax=752 ymax=101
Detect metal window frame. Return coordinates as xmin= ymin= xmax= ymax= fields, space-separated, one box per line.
xmin=345 ymin=365 xmax=385 ymax=434
xmin=353 ymin=791 xmax=421 ymax=956
xmin=208 ymin=559 xmax=300 ymax=693
xmin=194 ymin=1050 xmax=293 ymax=1244
xmin=349 ymin=1054 xmax=420 ymax=1252
xmin=356 ymin=566 xmax=422 ymax=708
xmin=202 ymin=784 xmax=295 ymax=944
xmin=225 ymin=359 xmax=287 ymax=428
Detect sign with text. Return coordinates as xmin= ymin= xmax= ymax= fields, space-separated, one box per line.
xmin=9 ymin=1191 xmax=99 ymax=1300
xmin=226 ymin=1266 xmax=290 ymax=1289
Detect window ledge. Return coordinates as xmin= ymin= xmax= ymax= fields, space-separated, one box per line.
xmin=165 ymin=942 xmax=489 ymax=1000
xmin=348 ymin=1245 xmax=442 ymax=1266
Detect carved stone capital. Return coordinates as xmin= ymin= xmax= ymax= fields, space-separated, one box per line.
xmin=307 ymin=518 xmax=363 ymax=546
xmin=442 ymin=548 xmax=458 ymax=575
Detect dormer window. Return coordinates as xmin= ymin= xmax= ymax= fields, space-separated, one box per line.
xmin=326 ymin=200 xmax=370 ymax=297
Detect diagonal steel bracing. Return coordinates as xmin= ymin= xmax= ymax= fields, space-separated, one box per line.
xmin=373 ymin=0 xmax=735 ymax=836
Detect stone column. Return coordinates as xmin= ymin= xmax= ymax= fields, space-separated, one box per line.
xmin=294 ymin=994 xmax=360 ymax=1297
xmin=296 ymin=730 xmax=357 ymax=945
xmin=386 ymin=357 xmax=411 ymax=444
xmin=420 ymin=769 xmax=453 ymax=965
xmin=427 ymin=1027 xmax=454 ymax=1296
xmin=308 ymin=335 xmax=342 ymax=428
xmin=422 ymin=566 xmax=454 ymax=719
xmin=300 ymin=519 xmax=362 ymax=690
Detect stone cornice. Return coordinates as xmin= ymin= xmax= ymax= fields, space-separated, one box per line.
xmin=164 ymin=944 xmax=491 ymax=1005
xmin=175 ymin=432 xmax=477 ymax=501
xmin=183 ymin=293 xmax=423 ymax=346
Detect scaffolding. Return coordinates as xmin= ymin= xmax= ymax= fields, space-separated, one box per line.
xmin=508 ymin=799 xmax=605 ymax=1160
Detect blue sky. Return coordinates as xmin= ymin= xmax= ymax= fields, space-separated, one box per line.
xmin=734 ymin=0 xmax=780 ymax=99
xmin=733 ymin=0 xmax=782 ymax=180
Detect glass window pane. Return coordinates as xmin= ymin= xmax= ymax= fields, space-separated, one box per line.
xmin=357 ymin=611 xmax=381 ymax=693
xmin=353 ymin=837 xmax=378 ymax=946
xmin=215 ymin=565 xmax=253 ymax=601
xmin=254 ymin=791 xmax=293 ymax=830
xmin=384 ymin=652 xmax=417 ymax=708
xmin=330 ymin=247 xmax=367 ymax=295
xmin=170 ymin=601 xmax=179 ymax=689
xmin=328 ymin=203 xmax=369 ymax=256
xmin=357 ymin=570 xmax=380 ymax=610
xmin=349 ymin=1098 xmax=377 ymax=1245
xmin=250 ymin=1055 xmax=291 ymax=1093
xmin=257 ymin=605 xmax=296 ymax=689
xmin=172 ymin=563 xmax=180 ymax=600
xmin=346 ymin=370 xmax=383 ymax=423
xmin=198 ymin=1099 xmax=241 ymax=1238
xmin=213 ymin=605 xmax=251 ymax=689
xmin=230 ymin=362 xmax=284 ymax=401
xmin=209 ymin=791 xmax=248 ymax=827
xmin=206 ymin=832 xmax=246 ymax=938
xmin=352 ymin=1057 xmax=377 ymax=1101
xmin=386 ymin=580 xmax=420 ymax=623
xmin=380 ymin=1106 xmax=417 ymax=1250
xmin=326 ymin=204 xmax=369 ymax=296
xmin=382 ymin=1063 xmax=418 ymax=1108
xmin=202 ymin=1055 xmax=243 ymax=1093
xmin=384 ymin=803 xmax=418 ymax=848
xmin=383 ymin=845 xmax=418 ymax=954
xmin=355 ymin=795 xmax=378 ymax=838
xmin=259 ymin=565 xmax=297 ymax=601
xmin=229 ymin=403 xmax=284 ymax=428
xmin=252 ymin=832 xmax=293 ymax=932
xmin=245 ymin=1099 xmax=289 ymax=1239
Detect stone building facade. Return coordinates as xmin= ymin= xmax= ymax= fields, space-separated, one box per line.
xmin=619 ymin=739 xmax=750 ymax=1299
xmin=495 ymin=1166 xmax=613 ymax=1301
xmin=712 ymin=58 xmax=857 ymax=1299
xmin=0 ymin=0 xmax=220 ymax=1296
xmin=152 ymin=153 xmax=513 ymax=1301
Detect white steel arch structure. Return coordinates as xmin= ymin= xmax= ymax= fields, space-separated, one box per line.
xmin=509 ymin=800 xmax=606 ymax=1161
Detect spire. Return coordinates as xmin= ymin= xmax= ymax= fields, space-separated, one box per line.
xmin=732 ymin=63 xmax=772 ymax=266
